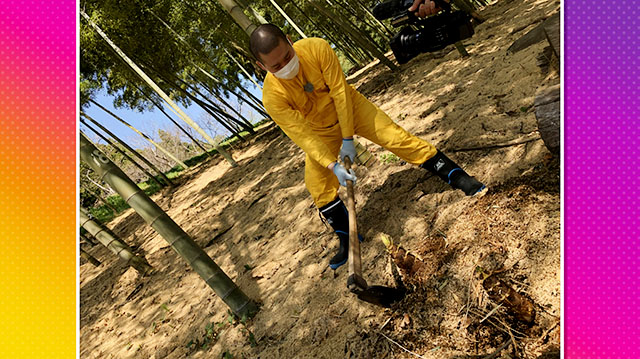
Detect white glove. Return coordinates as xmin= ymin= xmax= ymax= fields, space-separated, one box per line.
xmin=339 ymin=138 xmax=357 ymax=162
xmin=332 ymin=162 xmax=357 ymax=187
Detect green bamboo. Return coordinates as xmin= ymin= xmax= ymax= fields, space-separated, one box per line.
xmin=89 ymin=100 xmax=189 ymax=170
xmin=80 ymin=10 xmax=238 ymax=167
xmin=269 ymin=0 xmax=308 ymax=39
xmin=80 ymin=207 xmax=152 ymax=275
xmin=79 ymin=132 xmax=258 ymax=318
xmin=80 ymin=248 xmax=102 ymax=267
xmin=134 ymin=84 xmax=211 ymax=157
xmin=216 ymin=0 xmax=258 ymax=36
xmin=307 ymin=0 xmax=398 ymax=71
xmin=81 ymin=113 xmax=173 ymax=186
xmin=289 ymin=0 xmax=364 ymax=66
xmin=80 ymin=116 xmax=169 ymax=187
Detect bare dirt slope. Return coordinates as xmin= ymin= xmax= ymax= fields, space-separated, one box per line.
xmin=80 ymin=0 xmax=561 ymax=357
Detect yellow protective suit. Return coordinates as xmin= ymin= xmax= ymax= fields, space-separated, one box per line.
xmin=262 ymin=37 xmax=437 ymax=208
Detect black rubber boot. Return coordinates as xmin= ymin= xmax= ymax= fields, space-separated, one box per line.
xmin=420 ymin=150 xmax=485 ymax=196
xmin=319 ymin=197 xmax=363 ymax=270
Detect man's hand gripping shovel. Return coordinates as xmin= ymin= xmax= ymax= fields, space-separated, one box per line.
xmin=343 ymin=157 xmax=406 ymax=307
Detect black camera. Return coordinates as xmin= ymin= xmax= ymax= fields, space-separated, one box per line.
xmin=372 ymin=0 xmax=475 ymax=64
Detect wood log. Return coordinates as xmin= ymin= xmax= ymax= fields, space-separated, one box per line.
xmin=508 ymin=11 xmax=560 ymax=54
xmin=543 ymin=11 xmax=560 ymax=58
xmin=535 ymin=84 xmax=560 ymax=155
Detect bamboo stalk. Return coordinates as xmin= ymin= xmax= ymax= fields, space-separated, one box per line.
xmin=80 ymin=207 xmax=152 ymax=275
xmin=307 ymin=0 xmax=398 ymax=71
xmin=269 ymin=0 xmax=308 ymax=39
xmin=79 ymin=132 xmax=258 ymax=318
xmin=135 ymin=84 xmax=211 ymax=157
xmin=89 ymin=99 xmax=189 ymax=170
xmin=80 ymin=248 xmax=102 ymax=267
xmin=80 ymin=10 xmax=238 ymax=167
xmin=81 ymin=113 xmax=173 ymax=186
xmin=80 ymin=116 xmax=169 ymax=187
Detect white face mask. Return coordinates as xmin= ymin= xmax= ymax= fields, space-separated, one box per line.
xmin=273 ymin=52 xmax=300 ymax=80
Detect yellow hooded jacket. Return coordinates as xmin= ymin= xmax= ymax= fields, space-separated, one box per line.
xmin=262 ymin=37 xmax=436 ymax=207
xmin=262 ymin=37 xmax=355 ymax=169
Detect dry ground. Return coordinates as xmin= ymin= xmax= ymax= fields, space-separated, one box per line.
xmin=80 ymin=0 xmax=561 ymax=357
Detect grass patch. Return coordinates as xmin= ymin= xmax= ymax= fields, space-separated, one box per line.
xmin=380 ymin=152 xmax=401 ymax=164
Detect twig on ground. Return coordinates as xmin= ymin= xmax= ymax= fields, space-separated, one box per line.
xmin=539 ymin=320 xmax=560 ymax=343
xmin=481 ymin=338 xmax=513 ymax=359
xmin=378 ymin=332 xmax=429 ymax=359
xmin=494 ymin=315 xmax=522 ymax=358
xmin=534 ymin=302 xmax=560 ymax=319
xmin=464 ymin=279 xmax=472 ymax=324
xmin=479 ymin=303 xmax=503 ymax=323
xmin=507 ymin=326 xmax=518 ymax=358
xmin=379 ymin=316 xmax=393 ymax=330
xmin=468 ymin=308 xmax=526 ymax=339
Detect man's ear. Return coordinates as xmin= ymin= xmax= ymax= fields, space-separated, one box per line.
xmin=256 ymin=60 xmax=267 ymax=72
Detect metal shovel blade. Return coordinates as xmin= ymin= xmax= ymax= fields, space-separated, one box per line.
xmin=356 ymin=285 xmax=406 ymax=308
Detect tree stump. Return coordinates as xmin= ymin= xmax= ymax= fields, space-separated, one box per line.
xmin=534 ymin=84 xmax=560 ymax=155
xmin=543 ymin=11 xmax=560 ymax=58
xmin=507 ymin=11 xmax=560 ymax=55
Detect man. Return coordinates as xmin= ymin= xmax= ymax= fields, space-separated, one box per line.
xmin=250 ymin=24 xmax=484 ymax=270
xmin=408 ymin=0 xmax=443 ymax=18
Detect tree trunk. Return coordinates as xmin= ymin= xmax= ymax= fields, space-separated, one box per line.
xmin=90 ymin=100 xmax=190 ymax=170
xmin=80 ymin=248 xmax=102 ymax=267
xmin=307 ymin=0 xmax=398 ymax=71
xmin=197 ymin=64 xmax=267 ymax=115
xmin=534 ymin=84 xmax=560 ymax=155
xmin=269 ymin=0 xmax=308 ymax=39
xmin=81 ymin=116 xmax=169 ymax=187
xmin=223 ymin=49 xmax=262 ymax=89
xmin=135 ymin=84 xmax=211 ymax=157
xmin=289 ymin=1 xmax=364 ymax=66
xmin=80 ymin=10 xmax=238 ymax=167
xmin=80 ymin=207 xmax=152 ymax=275
xmin=79 ymin=132 xmax=258 ymax=318
xmin=81 ymin=113 xmax=173 ymax=186
xmin=216 ymin=0 xmax=258 ymax=36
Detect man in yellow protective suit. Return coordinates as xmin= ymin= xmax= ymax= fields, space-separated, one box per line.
xmin=250 ymin=24 xmax=485 ymax=270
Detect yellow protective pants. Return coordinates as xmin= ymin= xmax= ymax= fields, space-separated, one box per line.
xmin=306 ymin=90 xmax=437 ymax=208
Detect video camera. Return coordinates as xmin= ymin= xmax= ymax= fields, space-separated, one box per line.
xmin=372 ymin=0 xmax=475 ymax=64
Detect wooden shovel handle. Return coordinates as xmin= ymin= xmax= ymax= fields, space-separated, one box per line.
xmin=344 ymin=157 xmax=367 ymax=291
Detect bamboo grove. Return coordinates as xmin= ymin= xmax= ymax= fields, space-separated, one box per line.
xmin=80 ymin=0 xmax=492 ymax=316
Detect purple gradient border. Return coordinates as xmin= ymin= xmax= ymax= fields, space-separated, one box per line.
xmin=565 ymin=0 xmax=640 ymax=358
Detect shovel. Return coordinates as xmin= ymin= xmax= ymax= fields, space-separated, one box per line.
xmin=343 ymin=157 xmax=406 ymax=307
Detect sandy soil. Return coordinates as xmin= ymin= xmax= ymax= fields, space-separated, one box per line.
xmin=80 ymin=0 xmax=561 ymax=357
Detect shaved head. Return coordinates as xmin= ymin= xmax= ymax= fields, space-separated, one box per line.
xmin=249 ymin=24 xmax=288 ymax=62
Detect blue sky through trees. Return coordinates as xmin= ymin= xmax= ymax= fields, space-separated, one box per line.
xmin=80 ymin=80 xmax=265 ymax=150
